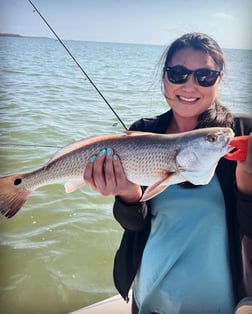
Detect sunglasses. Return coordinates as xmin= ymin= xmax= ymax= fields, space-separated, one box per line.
xmin=165 ymin=65 xmax=221 ymax=87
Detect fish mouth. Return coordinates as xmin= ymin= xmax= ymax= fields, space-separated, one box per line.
xmin=218 ymin=129 xmax=235 ymax=154
xmin=226 ymin=136 xmax=235 ymax=152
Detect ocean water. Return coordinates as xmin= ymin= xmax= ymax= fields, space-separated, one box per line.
xmin=0 ymin=37 xmax=251 ymax=314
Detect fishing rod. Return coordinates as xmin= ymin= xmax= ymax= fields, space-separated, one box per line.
xmin=27 ymin=0 xmax=128 ymax=131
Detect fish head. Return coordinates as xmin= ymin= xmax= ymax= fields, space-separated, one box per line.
xmin=176 ymin=127 xmax=234 ymax=185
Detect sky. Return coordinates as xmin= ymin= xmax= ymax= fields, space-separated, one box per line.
xmin=0 ymin=0 xmax=252 ymax=50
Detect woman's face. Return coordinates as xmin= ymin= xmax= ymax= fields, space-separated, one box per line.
xmin=163 ymin=47 xmax=222 ymax=120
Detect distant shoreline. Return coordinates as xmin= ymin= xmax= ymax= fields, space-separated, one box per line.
xmin=0 ymin=33 xmax=22 ymax=37
xmin=0 ymin=33 xmax=53 ymax=41
xmin=0 ymin=33 xmax=250 ymax=51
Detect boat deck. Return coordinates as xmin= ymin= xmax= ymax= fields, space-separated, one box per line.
xmin=69 ymin=291 xmax=132 ymax=314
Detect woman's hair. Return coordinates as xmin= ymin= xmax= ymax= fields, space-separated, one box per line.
xmin=162 ymin=32 xmax=225 ymax=71
xmin=161 ymin=32 xmax=234 ymax=129
xmin=196 ymin=100 xmax=234 ymax=129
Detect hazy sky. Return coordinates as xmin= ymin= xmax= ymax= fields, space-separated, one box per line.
xmin=1 ymin=0 xmax=252 ymax=49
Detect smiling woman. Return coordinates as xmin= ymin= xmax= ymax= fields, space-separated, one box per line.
xmin=162 ymin=47 xmax=224 ymax=132
xmin=83 ymin=33 xmax=252 ymax=314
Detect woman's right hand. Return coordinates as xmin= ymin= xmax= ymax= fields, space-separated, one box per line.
xmin=84 ymin=147 xmax=143 ymax=203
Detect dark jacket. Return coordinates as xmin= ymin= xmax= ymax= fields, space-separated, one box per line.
xmin=112 ymin=111 xmax=252 ymax=304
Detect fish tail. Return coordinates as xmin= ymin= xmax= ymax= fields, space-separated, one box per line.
xmin=0 ymin=173 xmax=32 ymax=218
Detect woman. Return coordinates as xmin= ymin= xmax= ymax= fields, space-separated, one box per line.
xmin=84 ymin=33 xmax=252 ymax=313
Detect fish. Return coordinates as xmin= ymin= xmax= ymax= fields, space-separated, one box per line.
xmin=0 ymin=127 xmax=234 ymax=218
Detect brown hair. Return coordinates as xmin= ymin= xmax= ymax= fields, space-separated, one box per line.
xmin=163 ymin=32 xmax=225 ymax=72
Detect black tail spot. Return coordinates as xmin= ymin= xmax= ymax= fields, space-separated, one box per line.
xmin=14 ymin=178 xmax=22 ymax=185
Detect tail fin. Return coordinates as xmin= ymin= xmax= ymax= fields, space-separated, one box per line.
xmin=0 ymin=174 xmax=31 ymax=218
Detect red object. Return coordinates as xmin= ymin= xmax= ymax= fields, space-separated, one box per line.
xmin=224 ymin=136 xmax=249 ymax=161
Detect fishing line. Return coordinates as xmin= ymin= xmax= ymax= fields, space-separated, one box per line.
xmin=27 ymin=0 xmax=128 ymax=131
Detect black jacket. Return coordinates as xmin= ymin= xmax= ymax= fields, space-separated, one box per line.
xmin=112 ymin=111 xmax=252 ymax=304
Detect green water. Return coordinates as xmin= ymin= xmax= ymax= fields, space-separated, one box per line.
xmin=0 ymin=36 xmax=251 ymax=314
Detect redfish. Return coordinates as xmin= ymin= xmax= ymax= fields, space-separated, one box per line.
xmin=0 ymin=127 xmax=235 ymax=218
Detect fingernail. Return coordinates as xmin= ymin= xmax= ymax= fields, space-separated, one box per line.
xmin=90 ymin=155 xmax=96 ymax=163
xmin=113 ymin=154 xmax=118 ymax=161
xmin=99 ymin=148 xmax=106 ymax=156
xmin=107 ymin=147 xmax=112 ymax=156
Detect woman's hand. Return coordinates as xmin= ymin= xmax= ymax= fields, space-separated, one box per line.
xmin=84 ymin=148 xmax=143 ymax=203
xmin=236 ymin=132 xmax=252 ymax=195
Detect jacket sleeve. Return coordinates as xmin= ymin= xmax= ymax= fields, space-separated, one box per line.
xmin=234 ymin=115 xmax=252 ymax=295
xmin=236 ymin=188 xmax=252 ymax=295
xmin=113 ymin=196 xmax=149 ymax=231
xmin=236 ymin=189 xmax=252 ymax=239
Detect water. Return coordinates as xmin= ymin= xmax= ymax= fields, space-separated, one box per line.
xmin=0 ymin=37 xmax=251 ymax=314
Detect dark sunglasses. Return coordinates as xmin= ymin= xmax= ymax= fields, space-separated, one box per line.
xmin=165 ymin=65 xmax=222 ymax=87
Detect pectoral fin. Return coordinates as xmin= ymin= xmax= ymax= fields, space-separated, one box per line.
xmin=140 ymin=172 xmax=180 ymax=202
xmin=64 ymin=179 xmax=86 ymax=193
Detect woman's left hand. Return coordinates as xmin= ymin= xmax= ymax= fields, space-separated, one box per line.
xmin=236 ymin=132 xmax=252 ymax=195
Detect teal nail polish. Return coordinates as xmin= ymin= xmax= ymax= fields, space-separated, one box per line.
xmin=113 ymin=154 xmax=118 ymax=161
xmin=107 ymin=147 xmax=112 ymax=156
xmin=99 ymin=148 xmax=106 ymax=156
xmin=90 ymin=155 xmax=96 ymax=163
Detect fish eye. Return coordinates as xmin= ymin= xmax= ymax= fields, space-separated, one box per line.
xmin=207 ymin=134 xmax=218 ymax=143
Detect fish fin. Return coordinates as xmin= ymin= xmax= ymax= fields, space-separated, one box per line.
xmin=0 ymin=173 xmax=32 ymax=218
xmin=125 ymin=130 xmax=159 ymax=137
xmin=125 ymin=130 xmax=146 ymax=136
xmin=141 ymin=184 xmax=168 ymax=202
xmin=64 ymin=179 xmax=86 ymax=193
xmin=140 ymin=173 xmax=174 ymax=202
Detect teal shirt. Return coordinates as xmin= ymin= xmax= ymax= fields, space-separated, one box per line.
xmin=134 ymin=175 xmax=234 ymax=314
